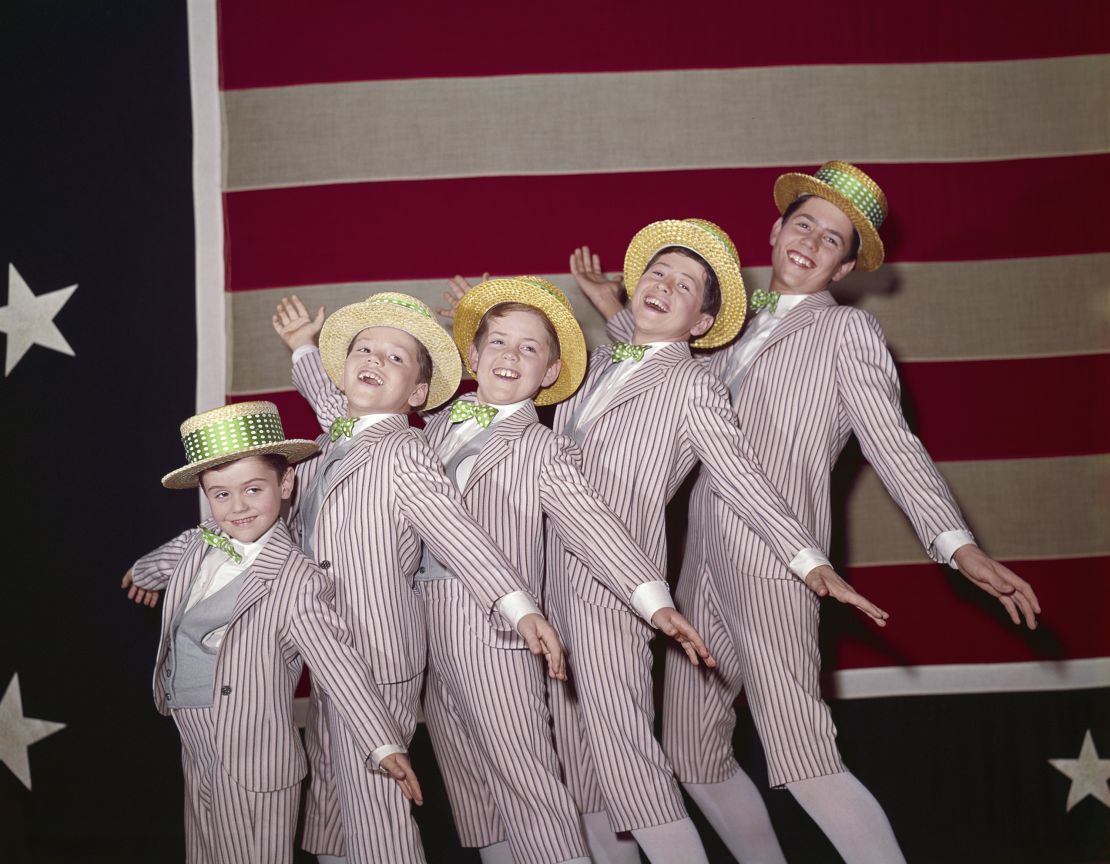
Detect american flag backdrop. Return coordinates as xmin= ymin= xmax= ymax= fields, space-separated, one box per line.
xmin=1 ymin=0 xmax=1107 ymax=861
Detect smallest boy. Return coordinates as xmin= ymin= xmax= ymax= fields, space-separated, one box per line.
xmin=121 ymin=401 xmax=420 ymax=864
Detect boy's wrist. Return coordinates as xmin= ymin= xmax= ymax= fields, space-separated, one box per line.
xmin=291 ymin=344 xmax=319 ymax=364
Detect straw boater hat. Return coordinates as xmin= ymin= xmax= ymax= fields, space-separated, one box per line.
xmin=318 ymin=292 xmax=462 ymax=411
xmin=161 ymin=401 xmax=318 ymax=489
xmin=622 ymin=218 xmax=747 ymax=349
xmin=452 ymin=277 xmax=588 ymax=406
xmin=773 ymin=160 xmax=889 ymax=272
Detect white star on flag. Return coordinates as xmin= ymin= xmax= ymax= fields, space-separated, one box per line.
xmin=1048 ymin=729 xmax=1110 ymax=812
xmin=0 ymin=263 xmax=78 ymax=376
xmin=0 ymin=674 xmax=66 ymax=790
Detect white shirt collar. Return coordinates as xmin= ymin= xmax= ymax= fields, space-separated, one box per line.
xmin=351 ymin=412 xmax=401 ymax=436
xmin=228 ymin=519 xmax=280 ymax=567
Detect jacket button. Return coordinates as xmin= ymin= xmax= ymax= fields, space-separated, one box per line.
xmin=220 ymin=685 xmax=232 ymax=696
xmin=417 ymin=566 xmax=425 ymax=574
xmin=319 ymin=560 xmax=331 ymax=570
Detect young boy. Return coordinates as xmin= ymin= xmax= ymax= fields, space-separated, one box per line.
xmin=277 ymin=279 xmax=714 ymax=864
xmin=579 ymin=164 xmax=1041 ymax=864
xmin=120 ymin=401 xmax=421 ymax=864
xmin=272 ymin=292 xmax=565 ymax=864
xmin=537 ymin=218 xmax=892 ymax=864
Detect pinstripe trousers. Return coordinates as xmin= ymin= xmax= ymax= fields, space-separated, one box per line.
xmin=174 ymin=707 xmax=300 ymax=864
xmin=301 ymin=678 xmax=425 ymax=863
xmin=420 ymin=579 xmax=589 ymax=864
xmin=547 ymin=593 xmax=689 ymax=834
xmin=661 ymin=489 xmax=844 ymax=788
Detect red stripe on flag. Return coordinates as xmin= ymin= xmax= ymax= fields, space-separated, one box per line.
xmin=218 ymin=0 xmax=1110 ymax=89
xmin=235 ymin=352 xmax=1107 ymax=463
xmin=897 ymin=354 xmax=1110 ymax=462
xmin=833 ymin=557 xmax=1110 ymax=669
xmin=224 ymin=156 xmax=1110 ymax=291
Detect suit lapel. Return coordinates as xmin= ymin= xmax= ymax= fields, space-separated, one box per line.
xmin=226 ymin=521 xmax=290 ymax=629
xmin=326 ymin=413 xmax=409 ymax=496
xmin=165 ymin=521 xmax=216 ymax=623
xmin=598 ymin=340 xmax=689 ymax=417
xmin=749 ymin=290 xmax=836 ymax=365
xmin=462 ymin=401 xmax=536 ymax=495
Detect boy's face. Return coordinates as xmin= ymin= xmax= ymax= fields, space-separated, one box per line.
xmin=200 ymin=456 xmax=293 ymax=544
xmin=630 ymin=251 xmax=715 ymax=343
xmin=769 ymin=195 xmax=857 ymax=295
xmin=467 ymin=309 xmax=561 ymax=405
xmin=342 ymin=326 xmax=430 ymax=416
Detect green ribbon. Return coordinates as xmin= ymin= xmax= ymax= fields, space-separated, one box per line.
xmin=200 ymin=526 xmax=242 ymax=564
xmin=328 ymin=416 xmax=357 ymax=442
xmin=182 ymin=411 xmax=285 ymax=464
xmin=751 ymin=289 xmax=781 ymax=314
xmin=814 ymin=165 xmax=886 ymax=229
xmin=366 ymin=295 xmax=434 ymax=319
xmin=611 ymin=342 xmax=648 ymax=363
xmin=448 ymin=400 xmax=499 ymax=428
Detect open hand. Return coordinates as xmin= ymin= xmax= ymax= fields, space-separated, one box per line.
xmin=652 ymin=607 xmax=716 ymax=667
xmin=953 ymin=544 xmax=1040 ymax=629
xmin=804 ymin=565 xmax=888 ymax=626
xmin=517 ymin=613 xmax=567 ymax=680
xmin=379 ymin=752 xmax=423 ymax=805
xmin=121 ymin=569 xmax=160 ymax=608
xmin=437 ymin=273 xmax=489 ymax=320
xmin=272 ymin=295 xmax=325 ymax=351
xmin=570 ymin=246 xmax=624 ymax=320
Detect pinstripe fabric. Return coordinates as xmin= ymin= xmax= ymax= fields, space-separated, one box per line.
xmin=629 ymin=292 xmax=973 ymax=786
xmin=545 ymin=339 xmax=829 ymax=832
xmin=133 ymin=520 xmax=404 ymax=792
xmin=174 ymin=706 xmax=300 ymax=864
xmin=288 ymin=405 xmax=539 ymax=861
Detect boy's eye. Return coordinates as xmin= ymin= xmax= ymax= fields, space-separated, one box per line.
xmin=796 ymin=220 xmax=810 ymax=229
xmin=490 ymin=338 xmax=504 ymax=346
xmin=389 ymin=354 xmax=403 ymax=363
xmin=522 ymin=344 xmax=535 ymax=353
xmin=246 ymin=486 xmax=262 ymax=494
xmin=824 ymin=234 xmax=839 ymax=246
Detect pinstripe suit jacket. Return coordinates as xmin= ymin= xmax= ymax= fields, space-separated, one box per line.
xmin=423 ymin=396 xmax=664 ymax=638
xmin=287 ymin=412 xmax=529 ymax=683
xmin=548 ymin=340 xmax=824 ymax=609
xmin=291 ymin=351 xmax=664 ymax=629
xmin=610 ymin=292 xmax=968 ymax=580
xmin=132 ymin=520 xmax=404 ymax=792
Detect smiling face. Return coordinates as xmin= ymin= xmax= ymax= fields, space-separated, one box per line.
xmin=341 ymin=326 xmax=430 ymax=416
xmin=199 ymin=455 xmax=293 ymax=544
xmin=769 ymin=195 xmax=858 ymax=295
xmin=630 ymin=250 xmax=716 ymax=343
xmin=467 ymin=308 xmax=561 ymax=405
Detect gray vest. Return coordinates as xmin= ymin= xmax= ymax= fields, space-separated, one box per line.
xmin=564 ymin=359 xmax=625 ymax=446
xmin=298 ymin=439 xmax=353 ymax=558
xmin=164 ymin=569 xmax=247 ymax=709
xmin=415 ymin=422 xmax=496 ymax=582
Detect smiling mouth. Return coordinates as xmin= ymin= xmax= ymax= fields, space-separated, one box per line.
xmin=491 ymin=367 xmax=520 ymax=380
xmin=643 ymin=295 xmax=670 ymax=313
xmin=787 ymin=250 xmax=815 ymax=269
xmin=230 ymin=516 xmax=256 ymax=527
xmin=357 ymin=369 xmax=384 ymax=385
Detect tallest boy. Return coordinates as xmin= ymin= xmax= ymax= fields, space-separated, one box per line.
xmin=584 ymin=161 xmax=1040 ymax=864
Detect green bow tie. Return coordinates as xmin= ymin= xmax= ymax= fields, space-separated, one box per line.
xmin=200 ymin=526 xmax=243 ymax=564
xmin=751 ymin=289 xmax=781 ymax=314
xmin=611 ymin=342 xmax=648 ymax=363
xmin=328 ymin=416 xmax=357 ymax=441
xmin=449 ymin=400 xmax=499 ymax=428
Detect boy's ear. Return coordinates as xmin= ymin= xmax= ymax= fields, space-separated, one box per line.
xmin=467 ymin=343 xmax=481 ymax=373
xmin=830 ymin=257 xmax=857 ymax=283
xmin=540 ymin=358 xmax=562 ymax=389
xmin=407 ymin=381 xmax=430 ymax=409
xmin=769 ymin=216 xmax=785 ymax=247
xmin=689 ymin=312 xmax=715 ymax=338
xmin=279 ymin=466 xmax=296 ymax=500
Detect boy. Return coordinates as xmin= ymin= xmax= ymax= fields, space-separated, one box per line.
xmin=510 ymin=218 xmax=884 ymax=864
xmin=274 ymin=292 xmax=565 ymax=864
xmin=579 ymin=164 xmax=1040 ymax=864
xmin=121 ymin=401 xmax=421 ymax=864
xmin=277 ymin=279 xmax=714 ymax=864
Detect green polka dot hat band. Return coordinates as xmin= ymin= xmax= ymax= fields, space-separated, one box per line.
xmin=161 ymin=401 xmax=318 ymax=489
xmin=773 ymin=161 xmax=889 ymax=272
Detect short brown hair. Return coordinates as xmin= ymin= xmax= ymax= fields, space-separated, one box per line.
xmin=473 ymin=302 xmax=561 ymax=362
xmin=199 ymin=453 xmax=289 ymax=489
xmin=645 ymin=246 xmax=721 ymax=317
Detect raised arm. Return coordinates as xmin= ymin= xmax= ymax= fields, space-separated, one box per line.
xmin=272 ymin=294 xmax=349 ymax=432
xmin=836 ymin=311 xmax=1040 ymax=628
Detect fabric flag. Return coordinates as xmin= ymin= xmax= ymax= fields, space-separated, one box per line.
xmin=213 ymin=2 xmax=1109 ymax=861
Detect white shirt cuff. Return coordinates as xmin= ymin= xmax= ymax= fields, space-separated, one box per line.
xmin=496 ymin=590 xmax=541 ymax=630
xmin=788 ymin=547 xmax=832 ymax=581
xmin=292 ymin=344 xmax=319 ymax=364
xmin=370 ymin=743 xmax=405 ymax=771
xmin=630 ymin=581 xmax=674 ymax=627
xmin=933 ymin=530 xmax=976 ymax=569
